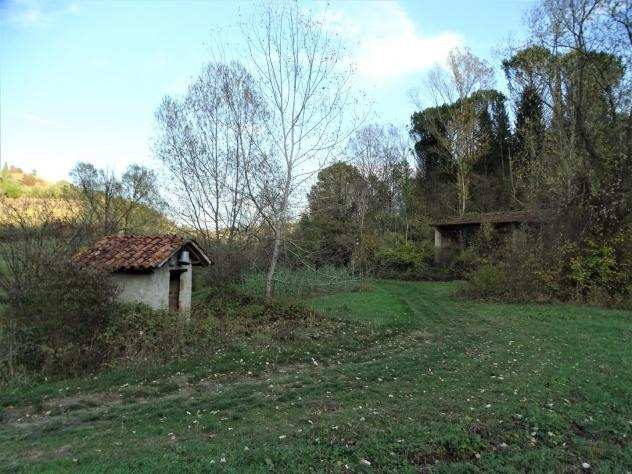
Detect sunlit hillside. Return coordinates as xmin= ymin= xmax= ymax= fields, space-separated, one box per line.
xmin=0 ymin=165 xmax=70 ymax=198
xmin=0 ymin=165 xmax=175 ymax=232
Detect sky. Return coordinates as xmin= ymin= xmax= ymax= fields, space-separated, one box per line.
xmin=0 ymin=0 xmax=532 ymax=183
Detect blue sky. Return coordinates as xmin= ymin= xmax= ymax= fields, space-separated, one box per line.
xmin=1 ymin=0 xmax=532 ymax=182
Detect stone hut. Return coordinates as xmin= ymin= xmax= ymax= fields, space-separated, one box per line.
xmin=74 ymin=235 xmax=211 ymax=312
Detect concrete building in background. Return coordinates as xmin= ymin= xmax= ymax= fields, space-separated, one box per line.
xmin=431 ymin=210 xmax=551 ymax=262
xmin=74 ymin=235 xmax=211 ymax=312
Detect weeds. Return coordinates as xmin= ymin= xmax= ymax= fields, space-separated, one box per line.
xmin=238 ymin=265 xmax=363 ymax=299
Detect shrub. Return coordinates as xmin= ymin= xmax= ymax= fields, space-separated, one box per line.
xmin=0 ymin=178 xmax=23 ymax=198
xmin=101 ymin=303 xmax=194 ymax=365
xmin=3 ymin=261 xmax=119 ymax=375
xmin=459 ymin=264 xmax=508 ymax=299
xmin=374 ymin=241 xmax=431 ymax=278
xmin=457 ymin=224 xmax=632 ymax=308
xmin=554 ymin=237 xmax=632 ymax=306
xmin=0 ymin=318 xmax=20 ymax=383
xmin=192 ymin=285 xmax=332 ymax=344
xmin=0 ymin=213 xmax=119 ymax=377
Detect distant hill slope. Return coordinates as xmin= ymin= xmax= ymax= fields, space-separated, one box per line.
xmin=0 ymin=165 xmax=175 ymax=232
xmin=0 ymin=165 xmax=69 ymax=198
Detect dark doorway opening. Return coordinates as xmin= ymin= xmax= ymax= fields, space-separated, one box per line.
xmin=169 ymin=271 xmax=181 ymax=312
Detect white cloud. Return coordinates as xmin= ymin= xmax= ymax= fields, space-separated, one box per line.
xmin=18 ymin=112 xmax=63 ymax=128
xmin=1 ymin=0 xmax=80 ymax=28
xmin=67 ymin=2 xmax=80 ymax=15
xmin=319 ymin=1 xmax=462 ymax=84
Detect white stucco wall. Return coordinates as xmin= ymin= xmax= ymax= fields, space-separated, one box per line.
xmin=111 ymin=266 xmax=169 ymax=310
xmin=111 ymin=261 xmax=193 ymax=312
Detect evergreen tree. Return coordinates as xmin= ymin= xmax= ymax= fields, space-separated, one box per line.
xmin=513 ymin=86 xmax=545 ymax=167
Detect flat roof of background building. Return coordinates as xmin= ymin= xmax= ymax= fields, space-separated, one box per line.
xmin=432 ymin=210 xmax=552 ymax=228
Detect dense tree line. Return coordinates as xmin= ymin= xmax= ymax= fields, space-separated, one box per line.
xmin=294 ymin=0 xmax=632 ymax=304
xmin=151 ymin=0 xmax=632 ymax=303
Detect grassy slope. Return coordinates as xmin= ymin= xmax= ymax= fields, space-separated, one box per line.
xmin=1 ymin=281 xmax=631 ymax=472
xmin=0 ymin=167 xmax=67 ymax=199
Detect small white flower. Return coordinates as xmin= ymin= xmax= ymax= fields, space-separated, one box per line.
xmin=360 ymin=459 xmax=371 ymax=466
xmin=582 ymin=462 xmax=591 ymax=470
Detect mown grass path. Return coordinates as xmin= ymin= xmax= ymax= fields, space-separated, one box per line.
xmin=1 ymin=281 xmax=631 ymax=472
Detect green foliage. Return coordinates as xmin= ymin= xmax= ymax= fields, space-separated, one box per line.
xmin=192 ymin=286 xmax=333 ymax=346
xmin=411 ymin=89 xmax=512 ymax=216
xmin=0 ymin=166 xmax=68 ymax=198
xmin=101 ymin=304 xmax=194 ymax=365
xmin=0 ymin=179 xmax=22 ymax=198
xmin=239 ymin=266 xmax=362 ymax=300
xmin=294 ymin=152 xmax=418 ymax=276
xmin=0 ymin=319 xmax=17 ymax=384
xmin=460 ymin=264 xmax=508 ymax=299
xmin=561 ymin=238 xmax=631 ymax=304
xmin=295 ymin=161 xmax=369 ymax=267
xmin=2 ymin=273 xmax=346 ymax=379
xmin=458 ymin=227 xmax=632 ymax=308
xmin=1 ymin=261 xmax=119 ymax=376
xmin=373 ymin=238 xmax=431 ymax=279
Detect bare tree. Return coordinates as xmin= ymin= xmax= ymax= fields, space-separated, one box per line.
xmin=155 ymin=62 xmax=263 ymax=251
xmin=240 ymin=1 xmax=362 ymax=298
xmin=347 ymin=124 xmax=412 ymax=238
xmin=70 ymin=162 xmax=163 ymax=237
xmin=422 ymin=48 xmax=495 ymax=215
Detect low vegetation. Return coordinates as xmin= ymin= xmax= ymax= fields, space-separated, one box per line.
xmin=456 ymin=228 xmax=632 ymax=308
xmin=1 ymin=280 xmax=630 ymax=471
xmin=238 ymin=266 xmax=363 ymax=300
xmin=0 ymin=274 xmax=354 ymax=381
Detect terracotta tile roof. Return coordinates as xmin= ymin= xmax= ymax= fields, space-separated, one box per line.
xmin=432 ymin=210 xmax=552 ymax=228
xmin=73 ymin=234 xmax=209 ymax=271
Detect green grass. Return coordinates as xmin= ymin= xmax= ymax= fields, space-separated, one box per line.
xmin=1 ymin=280 xmax=631 ymax=472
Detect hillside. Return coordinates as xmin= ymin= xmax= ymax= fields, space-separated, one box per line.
xmin=0 ymin=165 xmax=175 ymax=232
xmin=0 ymin=165 xmax=69 ymax=199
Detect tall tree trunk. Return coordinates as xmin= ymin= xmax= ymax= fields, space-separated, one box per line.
xmin=265 ymin=177 xmax=291 ymax=300
xmin=459 ymin=171 xmax=467 ymax=216
xmin=265 ymin=222 xmax=283 ymax=300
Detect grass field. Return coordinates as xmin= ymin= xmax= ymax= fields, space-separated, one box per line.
xmin=1 ymin=280 xmax=631 ymax=472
